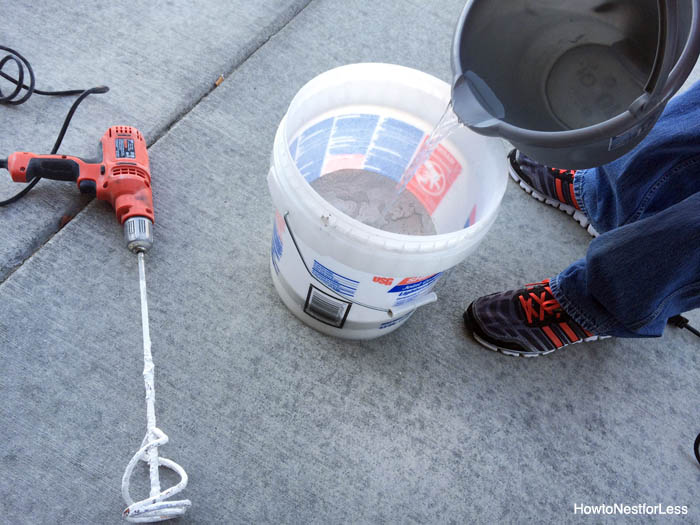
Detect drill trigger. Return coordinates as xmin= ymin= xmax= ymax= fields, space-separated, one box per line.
xmin=78 ymin=180 xmax=97 ymax=195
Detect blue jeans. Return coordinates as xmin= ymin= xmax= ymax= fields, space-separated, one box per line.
xmin=551 ymin=82 xmax=700 ymax=338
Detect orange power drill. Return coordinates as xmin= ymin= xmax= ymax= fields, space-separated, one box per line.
xmin=2 ymin=125 xmax=154 ymax=253
xmin=2 ymin=125 xmax=193 ymax=515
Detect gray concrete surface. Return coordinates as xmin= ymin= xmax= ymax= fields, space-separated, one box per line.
xmin=2 ymin=1 xmax=699 ymax=524
xmin=0 ymin=0 xmax=309 ymax=281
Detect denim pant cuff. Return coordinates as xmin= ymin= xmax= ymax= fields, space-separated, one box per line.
xmin=550 ymin=272 xmax=611 ymax=335
xmin=573 ymin=169 xmax=594 ymax=227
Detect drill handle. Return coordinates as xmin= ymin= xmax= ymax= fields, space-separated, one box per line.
xmin=6 ymin=152 xmax=101 ymax=184
xmin=26 ymin=157 xmax=79 ymax=182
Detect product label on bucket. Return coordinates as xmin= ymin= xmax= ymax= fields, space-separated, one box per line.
xmin=379 ymin=311 xmax=414 ymax=330
xmin=311 ymin=260 xmax=359 ymax=297
xmin=269 ymin=208 xmax=443 ymax=336
xmin=288 ymin=112 xmax=466 ymax=221
xmin=405 ymin=143 xmax=461 ymax=215
xmin=388 ymin=274 xmax=441 ymax=307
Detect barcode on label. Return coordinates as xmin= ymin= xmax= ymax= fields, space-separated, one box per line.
xmin=304 ymin=285 xmax=351 ymax=328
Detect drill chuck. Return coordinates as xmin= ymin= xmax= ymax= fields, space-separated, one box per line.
xmin=124 ymin=216 xmax=153 ymax=253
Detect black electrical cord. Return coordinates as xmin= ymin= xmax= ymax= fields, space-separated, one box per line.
xmin=668 ymin=317 xmax=700 ymax=465
xmin=668 ymin=314 xmax=700 ymax=338
xmin=0 ymin=45 xmax=108 ymax=206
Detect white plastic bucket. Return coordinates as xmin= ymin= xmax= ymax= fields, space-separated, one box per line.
xmin=268 ymin=63 xmax=508 ymax=339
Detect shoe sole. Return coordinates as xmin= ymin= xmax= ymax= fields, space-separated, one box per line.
xmin=508 ymin=155 xmax=599 ymax=238
xmin=472 ymin=330 xmax=605 ymax=358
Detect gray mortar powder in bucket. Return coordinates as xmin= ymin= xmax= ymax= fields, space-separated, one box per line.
xmin=310 ymin=169 xmax=437 ymax=236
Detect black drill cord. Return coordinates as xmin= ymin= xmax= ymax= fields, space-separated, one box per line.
xmin=668 ymin=314 xmax=700 ymax=338
xmin=0 ymin=45 xmax=108 ymax=206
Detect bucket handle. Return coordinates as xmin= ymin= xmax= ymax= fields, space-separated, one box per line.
xmin=282 ymin=212 xmax=437 ymax=318
xmin=629 ymin=0 xmax=680 ymax=115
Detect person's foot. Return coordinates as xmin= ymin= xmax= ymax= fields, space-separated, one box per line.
xmin=508 ymin=149 xmax=599 ymax=237
xmin=464 ymin=279 xmax=604 ymax=357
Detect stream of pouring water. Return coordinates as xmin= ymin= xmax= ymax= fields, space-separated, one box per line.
xmin=377 ymin=101 xmax=463 ymax=225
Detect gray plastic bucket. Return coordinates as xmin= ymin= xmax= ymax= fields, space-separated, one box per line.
xmin=452 ymin=0 xmax=700 ymax=169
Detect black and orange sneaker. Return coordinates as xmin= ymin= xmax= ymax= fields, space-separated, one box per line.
xmin=508 ymin=149 xmax=598 ymax=237
xmin=464 ymin=280 xmax=604 ymax=357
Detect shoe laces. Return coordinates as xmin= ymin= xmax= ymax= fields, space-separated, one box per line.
xmin=517 ymin=281 xmax=565 ymax=325
xmin=548 ymin=167 xmax=576 ymax=180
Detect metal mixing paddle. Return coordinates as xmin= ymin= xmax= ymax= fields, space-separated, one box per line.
xmin=121 ymin=221 xmax=191 ymax=522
